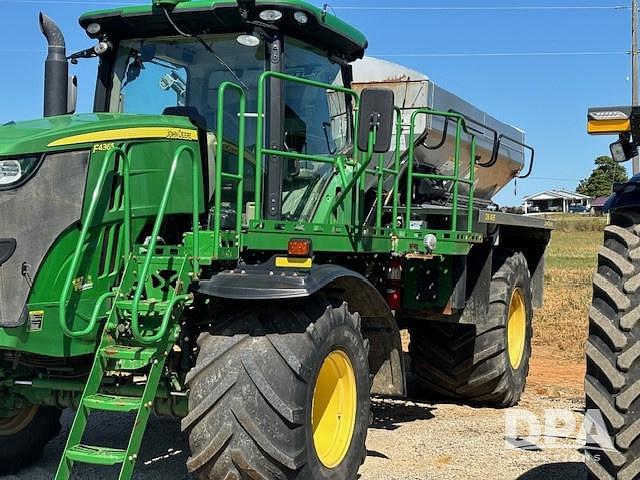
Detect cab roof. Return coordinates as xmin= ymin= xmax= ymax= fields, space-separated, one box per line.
xmin=80 ymin=0 xmax=368 ymax=61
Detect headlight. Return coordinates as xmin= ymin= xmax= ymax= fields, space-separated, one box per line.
xmin=0 ymin=156 xmax=41 ymax=188
xmin=259 ymin=9 xmax=283 ymax=21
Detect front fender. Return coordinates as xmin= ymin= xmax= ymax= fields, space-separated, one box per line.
xmin=196 ymin=263 xmax=368 ymax=300
xmin=197 ymin=261 xmax=407 ymax=398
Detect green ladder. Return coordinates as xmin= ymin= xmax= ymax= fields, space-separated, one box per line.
xmin=55 ymin=251 xmax=192 ymax=480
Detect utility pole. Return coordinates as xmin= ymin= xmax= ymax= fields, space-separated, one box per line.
xmin=633 ymin=0 xmax=639 ymax=173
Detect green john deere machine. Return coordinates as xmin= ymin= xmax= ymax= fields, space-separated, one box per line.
xmin=0 ymin=1 xmax=552 ymax=478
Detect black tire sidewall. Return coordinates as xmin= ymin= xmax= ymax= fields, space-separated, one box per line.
xmin=498 ymin=256 xmax=534 ymax=399
xmin=304 ymin=322 xmax=370 ymax=480
xmin=0 ymin=405 xmax=61 ymax=475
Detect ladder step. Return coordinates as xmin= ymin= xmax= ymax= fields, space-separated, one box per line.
xmin=101 ymin=345 xmax=156 ymax=362
xmin=84 ymin=394 xmax=143 ymax=412
xmin=65 ymin=444 xmax=127 ymax=465
xmin=116 ymin=299 xmax=170 ymax=313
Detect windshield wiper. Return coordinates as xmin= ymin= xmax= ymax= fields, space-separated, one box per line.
xmin=161 ymin=7 xmax=249 ymax=90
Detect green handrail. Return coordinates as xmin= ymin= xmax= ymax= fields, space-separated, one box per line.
xmin=369 ymin=108 xmax=405 ymax=229
xmin=214 ymin=81 xmax=246 ymax=258
xmin=375 ymin=152 xmax=384 ymax=228
xmin=326 ymin=125 xmax=376 ymax=223
xmin=255 ymin=70 xmax=360 ymax=222
xmin=130 ymin=145 xmax=199 ymax=344
xmin=467 ymin=136 xmax=477 ymax=232
xmin=59 ymin=147 xmax=131 ymax=338
xmin=131 ymin=293 xmax=191 ymax=345
xmin=405 ymin=109 xmax=477 ymax=234
xmin=392 ymin=107 xmax=403 ymax=226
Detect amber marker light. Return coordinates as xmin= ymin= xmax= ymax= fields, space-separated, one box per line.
xmin=288 ymin=239 xmax=312 ymax=257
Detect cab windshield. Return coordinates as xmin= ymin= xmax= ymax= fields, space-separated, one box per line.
xmin=110 ymin=33 xmax=266 ymax=134
xmin=108 ymin=33 xmax=350 ymax=222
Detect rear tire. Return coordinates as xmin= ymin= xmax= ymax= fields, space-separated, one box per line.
xmin=183 ymin=297 xmax=370 ymax=479
xmin=409 ymin=251 xmax=533 ymax=407
xmin=0 ymin=405 xmax=62 ymax=475
xmin=584 ymin=211 xmax=640 ymax=479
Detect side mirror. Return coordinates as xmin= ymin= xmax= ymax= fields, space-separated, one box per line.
xmin=357 ymin=88 xmax=395 ymax=153
xmin=67 ymin=75 xmax=77 ymax=114
xmin=610 ymin=135 xmax=636 ymax=163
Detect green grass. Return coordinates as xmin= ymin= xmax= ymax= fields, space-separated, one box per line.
xmin=545 ymin=230 xmax=602 ymax=270
xmin=534 ymin=216 xmax=604 ymax=360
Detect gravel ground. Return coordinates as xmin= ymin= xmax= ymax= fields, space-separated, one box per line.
xmin=5 ymin=388 xmax=587 ymax=480
xmin=359 ymin=391 xmax=587 ymax=480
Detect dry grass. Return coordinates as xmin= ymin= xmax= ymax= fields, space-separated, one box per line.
xmin=533 ymin=220 xmax=604 ymax=361
xmin=543 ymin=213 xmax=607 ymax=233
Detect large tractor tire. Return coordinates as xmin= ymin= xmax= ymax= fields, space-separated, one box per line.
xmin=585 ymin=213 xmax=640 ymax=479
xmin=409 ymin=251 xmax=533 ymax=407
xmin=0 ymin=405 xmax=62 ymax=475
xmin=183 ymin=296 xmax=370 ymax=480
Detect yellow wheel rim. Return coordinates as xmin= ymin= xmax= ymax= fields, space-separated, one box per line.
xmin=0 ymin=406 xmax=37 ymax=436
xmin=311 ymin=350 xmax=357 ymax=469
xmin=507 ymin=288 xmax=527 ymax=370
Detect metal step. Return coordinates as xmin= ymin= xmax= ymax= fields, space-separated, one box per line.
xmin=129 ymin=254 xmax=187 ymax=274
xmin=84 ymin=394 xmax=142 ymax=413
xmin=100 ymin=345 xmax=157 ymax=370
xmin=65 ymin=444 xmax=127 ymax=465
xmin=100 ymin=345 xmax=156 ymax=362
xmin=116 ymin=299 xmax=170 ymax=314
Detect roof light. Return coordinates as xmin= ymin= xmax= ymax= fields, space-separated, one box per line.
xmin=589 ymin=110 xmax=630 ymax=121
xmin=86 ymin=22 xmax=101 ymax=35
xmin=259 ymin=9 xmax=283 ymax=21
xmin=294 ymin=11 xmax=309 ymax=24
xmin=236 ymin=34 xmax=261 ymax=47
xmin=588 ymin=107 xmax=635 ymax=135
xmin=94 ymin=41 xmax=111 ymax=55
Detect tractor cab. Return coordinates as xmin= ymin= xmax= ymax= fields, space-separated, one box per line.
xmin=80 ymin=0 xmax=367 ymax=222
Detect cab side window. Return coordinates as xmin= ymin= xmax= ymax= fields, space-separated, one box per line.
xmin=280 ymin=38 xmax=349 ymax=221
xmin=283 ymin=38 xmax=348 ymax=156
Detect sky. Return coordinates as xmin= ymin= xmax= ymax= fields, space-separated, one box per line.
xmin=0 ymin=0 xmax=635 ymax=206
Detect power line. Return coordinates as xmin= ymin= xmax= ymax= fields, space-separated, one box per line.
xmin=334 ymin=5 xmax=629 ymax=11
xmin=0 ymin=49 xmax=45 ymax=53
xmin=527 ymin=177 xmax=585 ymax=182
xmin=371 ymin=51 xmax=629 ymax=58
xmin=0 ymin=48 xmax=627 ymax=57
xmin=0 ymin=2 xmax=630 ymax=59
xmin=0 ymin=1 xmax=631 ymax=9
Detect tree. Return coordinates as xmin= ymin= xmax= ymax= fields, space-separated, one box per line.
xmin=577 ymin=156 xmax=629 ymax=198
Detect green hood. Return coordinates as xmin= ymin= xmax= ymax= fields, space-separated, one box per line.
xmin=0 ymin=113 xmax=198 ymax=156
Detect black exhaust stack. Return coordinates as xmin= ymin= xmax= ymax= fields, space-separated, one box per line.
xmin=39 ymin=13 xmax=68 ymax=117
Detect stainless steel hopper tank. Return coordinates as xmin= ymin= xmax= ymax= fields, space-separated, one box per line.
xmin=350 ymin=57 xmax=531 ymax=203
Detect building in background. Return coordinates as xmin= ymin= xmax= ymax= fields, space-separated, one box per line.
xmin=590 ymin=195 xmax=611 ymax=216
xmin=523 ymin=190 xmax=593 ymax=213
